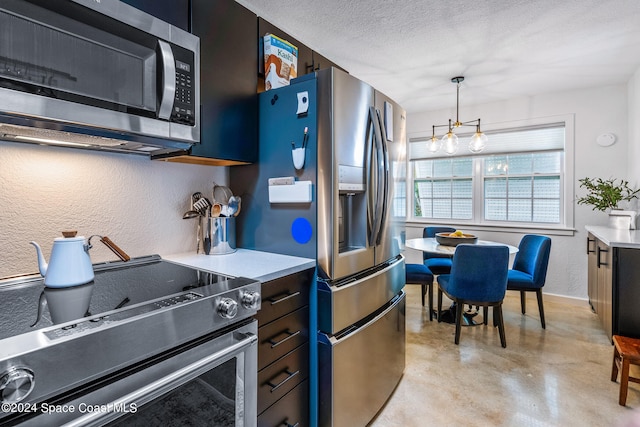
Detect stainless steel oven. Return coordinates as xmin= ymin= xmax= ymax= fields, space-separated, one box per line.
xmin=21 ymin=321 xmax=257 ymax=427
xmin=0 ymin=256 xmax=259 ymax=427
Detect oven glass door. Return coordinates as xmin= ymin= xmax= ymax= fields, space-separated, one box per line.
xmin=16 ymin=321 xmax=258 ymax=427
xmin=107 ymin=357 xmax=241 ymax=426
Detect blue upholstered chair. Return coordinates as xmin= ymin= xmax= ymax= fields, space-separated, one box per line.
xmin=406 ymin=264 xmax=435 ymax=321
xmin=437 ymin=244 xmax=510 ymax=347
xmin=423 ymin=226 xmax=456 ymax=275
xmin=507 ymin=234 xmax=552 ymax=329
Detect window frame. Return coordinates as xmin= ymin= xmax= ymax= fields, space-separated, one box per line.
xmin=406 ymin=115 xmax=575 ymax=234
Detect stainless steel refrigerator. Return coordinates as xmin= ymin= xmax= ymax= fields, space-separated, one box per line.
xmin=232 ymin=67 xmax=406 ymax=427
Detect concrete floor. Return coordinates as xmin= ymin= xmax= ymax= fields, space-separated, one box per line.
xmin=369 ymin=285 xmax=640 ymax=427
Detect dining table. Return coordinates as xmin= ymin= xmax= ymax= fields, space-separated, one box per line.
xmin=405 ymin=236 xmax=519 ymax=325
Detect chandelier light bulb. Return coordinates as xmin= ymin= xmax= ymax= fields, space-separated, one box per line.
xmin=429 ymin=77 xmax=487 ymax=155
xmin=442 ymin=132 xmax=458 ymax=155
xmin=427 ymin=135 xmax=441 ymax=152
xmin=469 ymin=131 xmax=488 ymax=153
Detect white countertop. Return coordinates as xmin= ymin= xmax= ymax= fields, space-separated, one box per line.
xmin=585 ymin=225 xmax=640 ymax=248
xmin=162 ymin=249 xmax=316 ymax=282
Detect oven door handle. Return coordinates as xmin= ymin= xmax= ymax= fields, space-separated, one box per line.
xmin=65 ymin=331 xmax=257 ymax=427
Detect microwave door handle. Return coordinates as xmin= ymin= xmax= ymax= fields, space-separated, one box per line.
xmin=369 ymin=106 xmax=384 ymax=246
xmin=156 ymin=40 xmax=176 ymax=120
xmin=375 ymin=109 xmax=390 ymax=245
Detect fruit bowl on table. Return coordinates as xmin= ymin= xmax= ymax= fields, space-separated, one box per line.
xmin=435 ymin=232 xmax=478 ymax=246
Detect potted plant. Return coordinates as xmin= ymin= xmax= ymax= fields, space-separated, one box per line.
xmin=577 ymin=177 xmax=640 ymax=228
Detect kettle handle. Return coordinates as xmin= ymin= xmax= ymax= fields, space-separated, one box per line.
xmin=100 ymin=236 xmax=131 ymax=262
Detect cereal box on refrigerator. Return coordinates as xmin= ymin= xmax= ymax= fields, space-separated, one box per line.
xmin=263 ymin=33 xmax=298 ymax=90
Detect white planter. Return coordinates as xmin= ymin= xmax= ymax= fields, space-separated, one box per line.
xmin=608 ymin=210 xmax=637 ymax=229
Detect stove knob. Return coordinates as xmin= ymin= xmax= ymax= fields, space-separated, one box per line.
xmin=0 ymin=368 xmax=35 ymax=403
xmin=240 ymin=290 xmax=261 ymax=309
xmin=217 ymin=297 xmax=238 ymax=319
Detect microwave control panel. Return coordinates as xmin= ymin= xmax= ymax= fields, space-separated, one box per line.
xmin=170 ymin=45 xmax=196 ymax=126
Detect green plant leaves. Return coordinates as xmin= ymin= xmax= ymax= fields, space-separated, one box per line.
xmin=577 ymin=177 xmax=640 ymax=212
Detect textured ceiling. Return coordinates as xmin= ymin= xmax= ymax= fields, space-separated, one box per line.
xmin=235 ymin=0 xmax=640 ymax=113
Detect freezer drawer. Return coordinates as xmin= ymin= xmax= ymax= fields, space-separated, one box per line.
xmin=318 ymin=255 xmax=405 ymax=334
xmin=318 ymin=291 xmax=406 ymax=427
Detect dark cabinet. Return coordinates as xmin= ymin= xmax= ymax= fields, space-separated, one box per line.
xmin=120 ymin=0 xmax=190 ymax=31
xmin=167 ymin=0 xmax=259 ymax=165
xmin=256 ymin=268 xmax=312 ymax=426
xmin=312 ymin=50 xmax=344 ymax=74
xmin=257 ymin=17 xmax=346 ymax=92
xmin=258 ymin=17 xmax=313 ymax=91
xmin=587 ymin=233 xmax=640 ymax=341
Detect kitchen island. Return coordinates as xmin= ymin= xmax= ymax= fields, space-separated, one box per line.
xmin=585 ymin=226 xmax=640 ymax=341
xmin=164 ymin=249 xmax=315 ymax=426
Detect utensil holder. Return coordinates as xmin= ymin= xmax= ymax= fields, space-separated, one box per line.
xmin=202 ymin=217 xmax=236 ymax=255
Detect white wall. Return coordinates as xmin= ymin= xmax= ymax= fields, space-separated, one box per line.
xmin=406 ymin=83 xmax=629 ymax=300
xmin=0 ymin=141 xmax=225 ymax=278
xmin=628 ymin=68 xmax=640 ymax=188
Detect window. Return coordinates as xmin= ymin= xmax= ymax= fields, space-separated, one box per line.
xmin=408 ymin=119 xmax=572 ymax=229
xmin=413 ymin=158 xmax=472 ymax=219
xmin=392 ymin=160 xmax=407 ymax=217
xmin=483 ymin=152 xmax=562 ymax=223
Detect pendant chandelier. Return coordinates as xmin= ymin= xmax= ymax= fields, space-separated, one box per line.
xmin=428 ymin=76 xmax=487 ymax=155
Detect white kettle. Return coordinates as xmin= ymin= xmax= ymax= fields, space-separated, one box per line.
xmin=30 ymin=231 xmax=94 ymax=288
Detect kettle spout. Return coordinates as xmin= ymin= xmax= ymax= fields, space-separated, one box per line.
xmin=30 ymin=241 xmax=48 ymax=277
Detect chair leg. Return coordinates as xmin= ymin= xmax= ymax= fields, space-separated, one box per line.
xmin=495 ymin=304 xmax=507 ymax=348
xmin=536 ymin=289 xmax=546 ymax=329
xmin=421 ymin=284 xmax=426 ymax=306
xmin=437 ymin=288 xmax=443 ymax=323
xmin=483 ymin=306 xmax=488 ymax=325
xmin=454 ymin=302 xmax=463 ymax=345
xmin=620 ymin=358 xmax=631 ymax=406
xmin=520 ymin=291 xmax=526 ymax=314
xmin=427 ymin=282 xmax=433 ymax=322
xmin=612 ymin=346 xmax=620 ymax=382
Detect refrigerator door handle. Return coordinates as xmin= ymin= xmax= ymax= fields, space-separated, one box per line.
xmin=367 ymin=107 xmax=383 ymax=246
xmin=375 ymin=109 xmax=390 ymax=245
xmin=369 ymin=107 xmax=385 ymax=246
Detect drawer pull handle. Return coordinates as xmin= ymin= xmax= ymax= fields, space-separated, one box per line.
xmin=597 ymin=245 xmax=609 ymax=267
xmin=587 ymin=237 xmax=595 ymax=254
xmin=282 ymin=422 xmax=300 ymax=427
xmin=269 ymin=291 xmax=301 ymax=305
xmin=269 ymin=330 xmax=301 ymax=348
xmin=267 ymin=369 xmax=300 ymax=393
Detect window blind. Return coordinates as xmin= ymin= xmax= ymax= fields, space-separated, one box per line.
xmin=409 ymin=123 xmax=565 ymax=160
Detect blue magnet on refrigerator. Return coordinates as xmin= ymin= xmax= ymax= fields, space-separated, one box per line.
xmin=291 ymin=217 xmax=313 ymax=244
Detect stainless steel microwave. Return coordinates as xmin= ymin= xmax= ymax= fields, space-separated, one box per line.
xmin=0 ymin=0 xmax=200 ymax=156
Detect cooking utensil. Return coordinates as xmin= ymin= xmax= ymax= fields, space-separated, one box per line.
xmin=211 ymin=203 xmax=222 ymax=217
xmin=193 ymin=197 xmax=212 ymax=216
xmin=212 ymin=183 xmax=233 ymax=205
xmin=184 ymin=192 xmax=203 ymax=219
xmin=196 ymin=216 xmax=202 ymax=254
xmin=191 ymin=192 xmax=202 ymax=209
xmin=227 ymin=196 xmax=241 ymax=217
xmin=182 ymin=210 xmax=200 ymax=219
xmin=233 ymin=196 xmax=242 ymax=216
